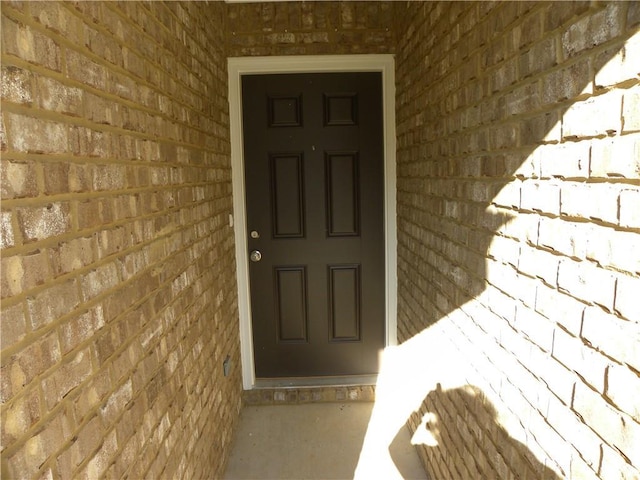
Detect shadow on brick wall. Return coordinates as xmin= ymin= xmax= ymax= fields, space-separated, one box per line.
xmin=356 ymin=3 xmax=638 ymax=479
xmin=409 ymin=385 xmax=562 ymax=479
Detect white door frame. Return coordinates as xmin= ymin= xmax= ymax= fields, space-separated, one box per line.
xmin=228 ymin=55 xmax=397 ymax=390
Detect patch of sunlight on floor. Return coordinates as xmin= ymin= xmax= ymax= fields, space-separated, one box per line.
xmin=223 ymin=402 xmax=428 ymax=480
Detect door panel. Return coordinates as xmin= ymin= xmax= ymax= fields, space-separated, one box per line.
xmin=242 ymin=72 xmax=384 ymax=378
xmin=274 ymin=267 xmax=308 ymax=343
xmin=270 ymin=153 xmax=305 ymax=237
xmin=326 ymin=152 xmax=359 ymax=236
xmin=328 ymin=264 xmax=361 ymax=341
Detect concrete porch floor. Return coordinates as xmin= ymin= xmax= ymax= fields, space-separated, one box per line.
xmin=223 ymin=402 xmax=428 ymax=479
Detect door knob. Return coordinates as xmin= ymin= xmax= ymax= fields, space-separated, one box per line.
xmin=250 ymin=250 xmax=262 ymax=262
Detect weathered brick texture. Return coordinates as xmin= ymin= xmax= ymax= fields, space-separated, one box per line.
xmin=3 ymin=1 xmax=639 ymax=479
xmin=1 ymin=2 xmax=241 ymax=479
xmin=395 ymin=2 xmax=639 ymax=479
xmin=226 ymin=1 xmax=395 ymax=57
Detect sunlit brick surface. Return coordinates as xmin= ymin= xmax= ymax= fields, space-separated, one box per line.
xmin=1 ymin=2 xmax=240 ymax=478
xmin=395 ymin=2 xmax=639 ymax=479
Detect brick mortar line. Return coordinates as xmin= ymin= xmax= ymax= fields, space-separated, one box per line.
xmin=397 ymin=3 xmax=632 ymax=83
xmin=398 ymin=237 xmax=632 ymax=328
xmin=0 ymin=50 xmax=229 ymax=143
xmin=0 ymin=248 xmax=224 ymax=378
xmin=0 ymin=150 xmax=230 ymax=171
xmin=1 ymin=92 xmax=226 ymax=152
xmin=0 ymin=193 xmax=228 ymax=258
xmin=399 ymin=180 xmax=640 ymax=231
xmin=396 ymin=262 xmax=465 ymax=322
xmin=1 ymin=251 xmax=226 ymax=461
xmin=100 ymin=1 xmax=221 ymax=86
xmin=0 ymin=53 xmax=171 ymax=122
xmin=0 ymin=204 xmax=228 ymax=321
xmin=80 ymin=290 xmax=224 ymax=480
xmin=141 ymin=336 xmax=230 ymax=479
xmin=4 ymin=3 xmax=221 ymax=116
xmin=444 ymin=322 xmax=557 ymax=461
xmin=142 ymin=346 xmax=223 ymax=478
xmin=0 ymin=180 xmax=226 ymax=209
xmin=397 ymin=61 xmax=638 ymax=136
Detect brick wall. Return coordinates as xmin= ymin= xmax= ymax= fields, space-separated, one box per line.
xmin=3 ymin=1 xmax=639 ymax=479
xmin=226 ymin=1 xmax=394 ymax=57
xmin=1 ymin=2 xmax=242 ymax=478
xmin=395 ymin=2 xmax=639 ymax=479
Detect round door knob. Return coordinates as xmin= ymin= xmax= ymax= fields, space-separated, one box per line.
xmin=250 ymin=250 xmax=262 ymax=262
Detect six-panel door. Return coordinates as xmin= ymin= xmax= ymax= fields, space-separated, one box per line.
xmin=242 ymin=72 xmax=385 ymax=378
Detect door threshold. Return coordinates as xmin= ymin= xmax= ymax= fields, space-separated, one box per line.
xmin=253 ymin=374 xmax=378 ymax=389
xmin=244 ymin=378 xmax=377 ymax=405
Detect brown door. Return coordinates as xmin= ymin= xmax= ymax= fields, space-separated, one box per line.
xmin=242 ymin=72 xmax=385 ymax=378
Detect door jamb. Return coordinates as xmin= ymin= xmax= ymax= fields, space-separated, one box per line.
xmin=228 ymin=55 xmax=397 ymax=390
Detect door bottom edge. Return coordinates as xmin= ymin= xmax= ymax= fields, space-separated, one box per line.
xmin=243 ymin=376 xmax=378 ymax=405
xmin=252 ymin=374 xmax=378 ymax=389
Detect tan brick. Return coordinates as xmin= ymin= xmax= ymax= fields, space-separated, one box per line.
xmin=552 ymin=327 xmax=609 ymax=392
xmin=21 ymin=248 xmax=52 ymax=291
xmin=68 ymin=126 xmax=109 ymax=158
xmin=6 ymin=112 xmax=68 ymax=154
xmin=539 ymin=141 xmax=590 ymax=179
xmin=622 ymin=85 xmax=640 ymax=133
xmin=585 ymin=227 xmax=640 ymax=274
xmin=27 ymin=279 xmax=80 ymax=330
xmin=569 ymin=455 xmax=599 ymax=480
xmin=0 ymin=302 xmax=27 ymax=349
xmin=36 ymin=76 xmax=84 ymax=116
xmin=92 ymin=164 xmax=126 ymax=191
xmin=1 ymin=64 xmax=33 ymax=105
xmin=590 ymin=134 xmax=640 ymax=179
xmin=582 ymin=306 xmax=640 ymax=372
xmin=81 ymin=263 xmax=119 ymax=301
xmin=518 ymin=246 xmax=559 ymax=286
xmin=535 ymin=283 xmax=585 ymax=335
xmin=17 ymin=202 xmax=71 ymax=242
xmin=557 ymin=258 xmax=616 ymax=309
xmin=514 ymin=306 xmax=555 ymax=353
xmin=75 ymin=198 xmax=113 ymax=230
xmin=541 ymin=57 xmax=591 ymax=105
xmin=0 ymin=210 xmax=15 ymax=248
xmin=561 ymin=3 xmax=624 ymax=59
xmin=521 ymin=180 xmax=560 ymax=214
xmin=614 ymin=273 xmax=640 ymax=321
xmin=1 ymin=16 xmax=62 ymax=71
xmin=2 ymin=1 xmax=635 ymax=479
xmin=1 ymin=387 xmax=42 ymax=446
xmin=600 ymin=444 xmax=640 ymax=480
xmin=49 ymin=236 xmax=96 ymax=277
xmin=619 ymin=188 xmax=640 ymax=228
xmin=42 ymin=348 xmax=93 ymax=410
xmin=68 ymin=163 xmax=92 ymax=193
xmin=0 ymin=161 xmax=38 ymax=199
xmin=59 ymin=306 xmax=105 ymax=354
xmin=538 ymin=217 xmax=587 ymax=259
xmin=560 ymin=182 xmax=619 ymax=224
xmin=573 ymin=381 xmax=640 ymax=466
xmin=4 ymin=333 xmax=61 ymax=401
xmin=64 ymin=49 xmax=107 ymax=91
xmin=606 ymin=363 xmax=640 ymax=419
xmin=595 ymin=35 xmax=640 ymax=88
xmin=519 ymin=36 xmax=557 ymax=80
xmin=1 ymin=254 xmax=24 ymax=297
xmin=80 ymin=428 xmax=118 ymax=480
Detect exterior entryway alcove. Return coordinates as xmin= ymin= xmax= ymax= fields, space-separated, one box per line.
xmin=228 ymin=55 xmax=397 ymax=389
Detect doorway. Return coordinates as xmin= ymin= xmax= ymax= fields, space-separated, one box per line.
xmin=228 ymin=55 xmax=397 ymax=389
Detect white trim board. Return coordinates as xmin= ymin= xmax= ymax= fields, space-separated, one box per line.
xmin=227 ymin=55 xmax=397 ymax=390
